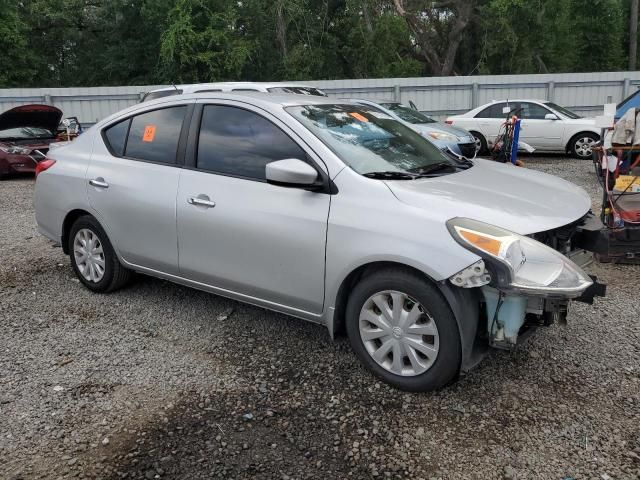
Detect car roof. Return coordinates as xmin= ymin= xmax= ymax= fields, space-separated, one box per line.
xmin=483 ymin=99 xmax=549 ymax=104
xmin=148 ymin=82 xmax=323 ymax=94
xmin=157 ymin=91 xmax=345 ymax=108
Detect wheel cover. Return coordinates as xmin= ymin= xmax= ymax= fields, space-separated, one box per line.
xmin=575 ymin=136 xmax=595 ymax=157
xmin=359 ymin=290 xmax=440 ymax=377
xmin=73 ymin=228 xmax=106 ymax=283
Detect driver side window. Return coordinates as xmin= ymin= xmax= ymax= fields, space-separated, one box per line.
xmin=519 ymin=102 xmax=552 ymax=120
xmin=196 ymin=105 xmax=307 ymax=180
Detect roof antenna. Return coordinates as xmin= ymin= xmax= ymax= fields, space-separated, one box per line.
xmin=171 ymin=83 xmax=179 ymax=91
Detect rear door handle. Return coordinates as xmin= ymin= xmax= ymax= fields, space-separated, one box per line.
xmin=187 ymin=196 xmax=216 ymax=208
xmin=89 ymin=178 xmax=109 ymax=189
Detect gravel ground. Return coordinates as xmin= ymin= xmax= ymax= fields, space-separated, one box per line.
xmin=1 ymin=156 xmax=639 ymax=480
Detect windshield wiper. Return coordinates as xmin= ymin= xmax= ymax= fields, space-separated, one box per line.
xmin=363 ymin=171 xmax=418 ymax=180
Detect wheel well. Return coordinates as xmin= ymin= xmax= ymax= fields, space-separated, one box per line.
xmin=566 ymin=131 xmax=599 ymax=152
xmin=61 ymin=209 xmax=92 ymax=254
xmin=331 ymin=261 xmax=437 ymax=338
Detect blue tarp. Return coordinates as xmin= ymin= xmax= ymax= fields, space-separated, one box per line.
xmin=616 ymin=89 xmax=640 ymax=119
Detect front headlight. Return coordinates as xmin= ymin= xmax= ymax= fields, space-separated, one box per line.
xmin=427 ymin=131 xmax=459 ymax=142
xmin=0 ymin=145 xmax=31 ymax=155
xmin=447 ymin=218 xmax=592 ymax=297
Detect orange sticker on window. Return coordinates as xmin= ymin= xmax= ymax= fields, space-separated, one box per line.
xmin=142 ymin=125 xmax=156 ymax=142
xmin=349 ymin=112 xmax=369 ymax=122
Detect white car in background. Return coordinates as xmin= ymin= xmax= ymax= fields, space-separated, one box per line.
xmin=446 ymin=100 xmax=600 ymax=160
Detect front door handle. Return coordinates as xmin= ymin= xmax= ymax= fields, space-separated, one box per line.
xmin=89 ymin=178 xmax=109 ymax=189
xmin=187 ymin=195 xmax=216 ymax=208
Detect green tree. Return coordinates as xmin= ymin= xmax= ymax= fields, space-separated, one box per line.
xmin=0 ymin=0 xmax=35 ymax=86
xmin=159 ymin=0 xmax=254 ymax=83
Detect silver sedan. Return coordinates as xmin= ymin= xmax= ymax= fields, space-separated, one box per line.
xmin=35 ymin=93 xmax=600 ymax=391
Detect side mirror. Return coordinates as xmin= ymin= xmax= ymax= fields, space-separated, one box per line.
xmin=545 ymin=113 xmax=559 ymax=120
xmin=266 ymin=158 xmax=319 ymax=188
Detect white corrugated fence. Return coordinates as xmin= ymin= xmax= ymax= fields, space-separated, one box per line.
xmin=1 ymin=71 xmax=638 ymax=126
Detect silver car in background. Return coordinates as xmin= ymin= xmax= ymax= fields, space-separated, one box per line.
xmin=349 ymin=99 xmax=478 ymax=158
xmin=35 ymin=93 xmax=603 ymax=391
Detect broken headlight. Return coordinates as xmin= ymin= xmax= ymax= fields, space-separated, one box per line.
xmin=446 ymin=217 xmax=592 ymax=298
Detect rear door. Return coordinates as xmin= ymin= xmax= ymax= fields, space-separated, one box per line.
xmin=176 ymin=102 xmax=330 ymax=313
xmin=473 ymin=102 xmax=507 ymax=146
xmin=87 ymin=103 xmax=193 ymax=274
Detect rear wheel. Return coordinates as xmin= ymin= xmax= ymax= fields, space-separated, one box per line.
xmin=345 ymin=268 xmax=461 ymax=391
xmin=569 ymin=132 xmax=599 ymax=160
xmin=68 ymin=215 xmax=131 ymax=292
xmin=470 ymin=131 xmax=487 ymax=155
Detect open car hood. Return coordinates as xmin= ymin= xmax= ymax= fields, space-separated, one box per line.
xmin=385 ymin=159 xmax=591 ymax=235
xmin=0 ymin=104 xmax=63 ymax=135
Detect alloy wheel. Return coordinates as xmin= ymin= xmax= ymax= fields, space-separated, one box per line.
xmin=358 ymin=290 xmax=439 ymax=376
xmin=73 ymin=228 xmax=106 ymax=283
xmin=574 ymin=136 xmax=595 ymax=158
xmin=473 ymin=135 xmax=483 ymax=153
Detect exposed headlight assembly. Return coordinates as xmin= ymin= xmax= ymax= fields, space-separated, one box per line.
xmin=0 ymin=145 xmax=31 ymax=155
xmin=447 ymin=217 xmax=592 ymax=298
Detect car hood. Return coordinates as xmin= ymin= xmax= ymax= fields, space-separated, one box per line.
xmin=385 ymin=159 xmax=591 ymax=235
xmin=411 ymin=122 xmax=474 ymax=141
xmin=0 ymin=104 xmax=63 ymax=135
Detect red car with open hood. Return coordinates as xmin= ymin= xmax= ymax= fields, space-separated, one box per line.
xmin=0 ymin=104 xmax=63 ymax=178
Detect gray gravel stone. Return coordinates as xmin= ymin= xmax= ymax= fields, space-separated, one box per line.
xmin=0 ymin=156 xmax=639 ymax=479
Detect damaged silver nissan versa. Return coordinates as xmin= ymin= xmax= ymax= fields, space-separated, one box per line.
xmin=34 ymin=93 xmax=606 ymax=391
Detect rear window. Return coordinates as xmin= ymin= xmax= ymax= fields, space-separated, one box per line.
xmin=103 ymin=106 xmax=187 ymax=164
xmin=475 ymin=103 xmax=507 ymax=119
xmin=141 ymin=89 xmax=183 ymax=102
xmin=104 ymin=119 xmax=130 ymax=156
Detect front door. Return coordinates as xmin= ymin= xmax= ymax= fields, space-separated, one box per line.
xmin=176 ymin=103 xmax=330 ymax=313
xmin=516 ymin=102 xmax=563 ymax=150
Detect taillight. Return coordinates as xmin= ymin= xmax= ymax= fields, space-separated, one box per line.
xmin=35 ymin=158 xmax=56 ymax=177
xmin=445 ymin=120 xmax=453 ymax=125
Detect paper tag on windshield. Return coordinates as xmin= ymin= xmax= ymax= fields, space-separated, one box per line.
xmin=349 ymin=112 xmax=369 ymax=122
xmin=143 ymin=125 xmax=156 ymax=142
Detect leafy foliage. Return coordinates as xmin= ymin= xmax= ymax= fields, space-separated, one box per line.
xmin=0 ymin=0 xmax=636 ymax=87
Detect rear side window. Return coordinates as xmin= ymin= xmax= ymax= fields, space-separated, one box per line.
xmin=124 ymin=107 xmax=187 ymax=164
xmin=197 ymin=105 xmax=306 ymax=180
xmin=475 ymin=103 xmax=507 ymax=118
xmin=104 ymin=119 xmax=130 ymax=156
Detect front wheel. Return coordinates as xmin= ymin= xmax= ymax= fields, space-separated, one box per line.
xmin=570 ymin=132 xmax=599 ymax=160
xmin=345 ymin=268 xmax=461 ymax=391
xmin=68 ymin=215 xmax=131 ymax=292
xmin=470 ymin=131 xmax=487 ymax=156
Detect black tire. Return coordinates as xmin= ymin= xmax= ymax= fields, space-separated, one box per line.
xmin=569 ymin=132 xmax=599 ymax=160
xmin=470 ymin=131 xmax=487 ymax=156
xmin=68 ymin=215 xmax=131 ymax=292
xmin=345 ymin=268 xmax=461 ymax=392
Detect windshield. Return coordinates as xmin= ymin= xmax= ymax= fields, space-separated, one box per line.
xmin=544 ymin=102 xmax=581 ymax=119
xmin=0 ymin=126 xmax=54 ymax=140
xmin=268 ymin=86 xmax=327 ymax=96
xmin=286 ymin=104 xmax=455 ymax=175
xmin=381 ymin=103 xmax=436 ymax=124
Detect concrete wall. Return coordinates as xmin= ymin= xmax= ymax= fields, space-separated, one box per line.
xmin=1 ymin=71 xmax=638 ymax=126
